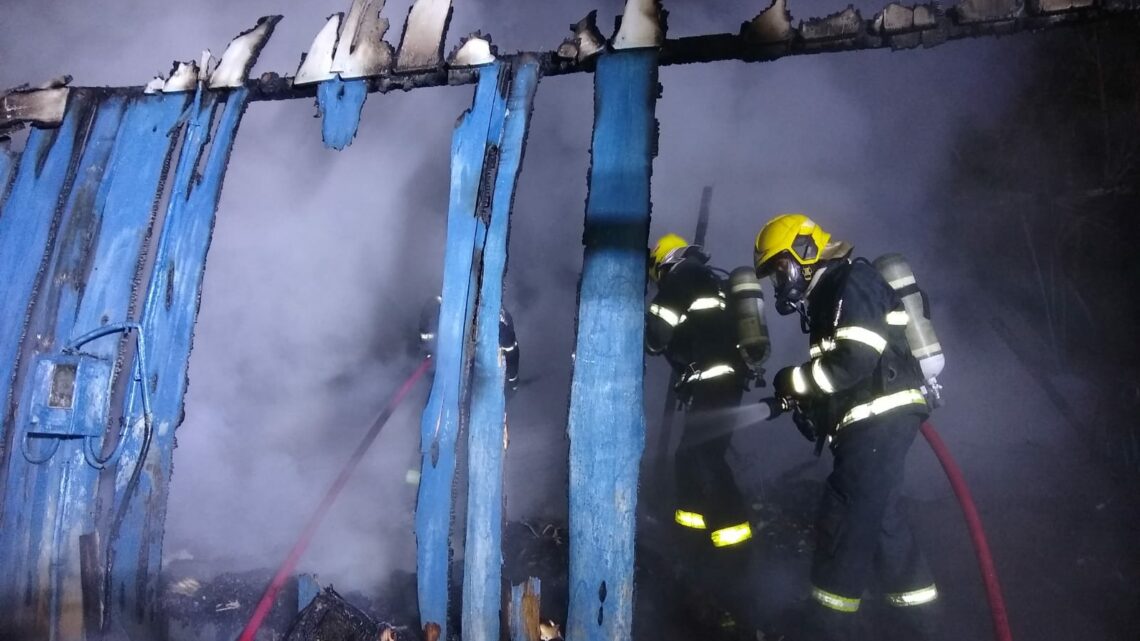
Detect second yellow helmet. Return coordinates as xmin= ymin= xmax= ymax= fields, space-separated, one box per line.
xmin=649 ymin=233 xmax=689 ymax=281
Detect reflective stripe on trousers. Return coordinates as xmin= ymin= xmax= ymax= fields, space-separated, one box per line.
xmin=811 ymin=586 xmax=861 ymax=613
xmin=837 ymin=389 xmax=927 ymax=430
xmin=885 ymin=584 xmax=939 ymax=607
xmin=675 ymin=511 xmax=752 ymax=548
xmin=674 ymin=509 xmax=706 ymax=529
xmin=710 ymin=521 xmax=752 ymax=547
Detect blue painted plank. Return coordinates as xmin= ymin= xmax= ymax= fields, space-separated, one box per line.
xmin=0 ymin=94 xmax=130 ymax=639
xmin=509 ymin=577 xmax=542 ymax=641
xmin=0 ymin=97 xmax=97 ymax=635
xmin=0 ymin=139 xmax=17 ymax=209
xmin=106 ymin=87 xmax=251 ymax=635
xmin=297 ymin=574 xmax=321 ymax=613
xmin=317 ymin=77 xmax=369 ymax=150
xmin=69 ymin=95 xmax=189 ymax=344
xmin=461 ymin=56 xmax=541 ymax=641
xmin=50 ymin=93 xmax=188 ymax=639
xmin=415 ymin=63 xmax=505 ymax=639
xmin=565 ymin=49 xmax=659 ymax=641
xmin=38 ymin=97 xmax=131 ymax=342
xmin=0 ymin=97 xmax=93 ymax=453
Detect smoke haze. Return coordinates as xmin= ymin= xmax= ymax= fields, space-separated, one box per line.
xmin=2 ymin=0 xmax=1136 ymax=638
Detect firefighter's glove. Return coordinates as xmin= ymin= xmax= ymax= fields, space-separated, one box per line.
xmin=792 ymin=408 xmax=817 ymax=442
xmin=773 ymin=366 xmax=808 ymax=403
xmin=672 ymin=379 xmax=694 ymax=410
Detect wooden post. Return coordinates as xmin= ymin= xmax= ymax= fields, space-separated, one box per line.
xmin=109 ymin=88 xmax=251 ymax=635
xmin=414 ymin=63 xmax=508 ymax=640
xmin=462 ymin=56 xmax=541 ymax=641
xmin=565 ymin=48 xmax=659 ymax=641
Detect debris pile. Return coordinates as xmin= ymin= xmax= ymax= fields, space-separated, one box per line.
xmin=158 ymin=508 xmax=821 ymax=641
xmin=164 ymin=569 xmax=297 ymax=641
xmin=284 ymin=588 xmax=410 ymax=641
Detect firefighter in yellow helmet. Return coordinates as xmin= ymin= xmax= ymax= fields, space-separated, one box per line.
xmin=646 ymin=233 xmax=766 ymax=564
xmin=754 ymin=214 xmax=938 ymax=640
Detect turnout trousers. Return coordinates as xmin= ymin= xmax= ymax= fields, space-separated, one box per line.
xmin=804 ymin=410 xmax=939 ymax=640
xmin=674 ymin=378 xmax=751 ymax=555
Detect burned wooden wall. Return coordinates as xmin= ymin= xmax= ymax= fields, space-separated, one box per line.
xmin=1 ymin=0 xmax=1138 ymax=639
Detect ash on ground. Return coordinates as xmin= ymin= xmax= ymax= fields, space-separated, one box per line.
xmin=159 ymin=493 xmax=824 ymax=641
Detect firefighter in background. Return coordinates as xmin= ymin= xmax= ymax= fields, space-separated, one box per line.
xmin=753 ymin=214 xmax=938 ymax=640
xmin=418 ymin=296 xmax=520 ymax=394
xmin=499 ymin=308 xmax=520 ymax=394
xmin=646 ymin=233 xmax=767 ymax=557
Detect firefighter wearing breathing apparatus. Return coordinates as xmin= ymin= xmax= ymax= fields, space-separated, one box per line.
xmin=754 ymin=214 xmax=940 ymax=640
xmin=419 ymin=296 xmax=520 ymax=394
xmin=646 ymin=233 xmax=769 ymax=557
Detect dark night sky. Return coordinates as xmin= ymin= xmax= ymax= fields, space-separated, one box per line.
xmin=2 ymin=1 xmax=1136 ymax=638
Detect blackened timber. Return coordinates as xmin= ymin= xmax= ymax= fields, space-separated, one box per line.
xmin=252 ymin=4 xmax=1140 ymax=95
xmin=658 ymin=11 xmax=1129 ymax=63
xmin=5 ymin=2 xmax=1132 ymax=111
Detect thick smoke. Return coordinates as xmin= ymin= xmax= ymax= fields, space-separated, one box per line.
xmin=1 ymin=0 xmax=1137 ymax=638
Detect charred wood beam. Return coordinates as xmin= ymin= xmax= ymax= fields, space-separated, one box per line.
xmin=659 ymin=9 xmax=1136 ymax=62
xmin=5 ymin=3 xmax=1139 ymax=119
xmin=223 ymin=3 xmax=1140 ymax=100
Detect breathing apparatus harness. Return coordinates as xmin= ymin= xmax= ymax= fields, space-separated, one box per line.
xmin=653 ymin=248 xmax=770 ymax=409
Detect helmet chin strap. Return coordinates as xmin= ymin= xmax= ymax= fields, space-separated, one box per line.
xmin=796 ymin=300 xmax=810 ymax=334
xmin=774 ymin=292 xmax=808 ymax=330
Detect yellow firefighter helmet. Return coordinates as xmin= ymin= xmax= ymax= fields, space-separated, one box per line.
xmin=649 ymin=233 xmax=689 ymax=282
xmin=753 ymin=213 xmax=831 ymax=275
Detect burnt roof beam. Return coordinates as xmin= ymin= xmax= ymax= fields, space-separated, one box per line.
xmin=4 ymin=0 xmax=1139 ymax=118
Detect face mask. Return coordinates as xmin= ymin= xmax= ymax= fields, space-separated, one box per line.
xmin=768 ymin=255 xmax=807 ymax=315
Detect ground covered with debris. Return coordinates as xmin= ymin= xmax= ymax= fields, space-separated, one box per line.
xmin=160 ymin=510 xmax=818 ymax=641
xmin=162 ymin=564 xmax=417 ymax=641
xmin=159 ymin=448 xmax=1140 ymax=641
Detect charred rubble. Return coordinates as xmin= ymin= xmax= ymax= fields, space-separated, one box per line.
xmin=157 ymin=499 xmax=825 ymax=641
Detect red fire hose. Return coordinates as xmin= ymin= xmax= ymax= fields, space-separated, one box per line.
xmin=237 ymin=357 xmax=432 ymax=641
xmin=920 ymin=421 xmax=1013 ymax=641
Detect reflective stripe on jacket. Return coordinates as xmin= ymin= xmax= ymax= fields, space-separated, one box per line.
xmin=798 ymin=260 xmax=928 ymax=432
xmin=645 ymin=257 xmax=746 ymax=387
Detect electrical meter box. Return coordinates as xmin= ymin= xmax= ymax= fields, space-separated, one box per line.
xmin=26 ymin=354 xmax=115 ymax=439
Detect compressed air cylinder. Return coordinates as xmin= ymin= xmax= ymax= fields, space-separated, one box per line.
xmin=728 ymin=267 xmax=770 ymax=367
xmin=873 ymin=254 xmax=944 ymax=381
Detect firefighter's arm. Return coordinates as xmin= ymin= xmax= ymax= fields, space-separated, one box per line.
xmin=776 ymin=269 xmax=890 ymax=399
xmin=645 ymin=301 xmax=683 ymax=355
xmin=799 ymin=331 xmax=883 ymax=395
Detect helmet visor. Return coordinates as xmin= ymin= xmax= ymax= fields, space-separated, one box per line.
xmin=756 ymin=251 xmax=796 ymax=279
